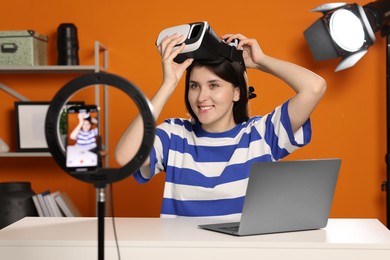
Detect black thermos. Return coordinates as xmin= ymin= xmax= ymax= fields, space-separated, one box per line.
xmin=57 ymin=23 xmax=79 ymax=65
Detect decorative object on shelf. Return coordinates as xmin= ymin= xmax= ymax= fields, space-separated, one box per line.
xmin=57 ymin=23 xmax=79 ymax=65
xmin=0 ymin=30 xmax=48 ymax=66
xmin=15 ymin=101 xmax=50 ymax=152
xmin=0 ymin=182 xmax=38 ymax=229
xmin=0 ymin=138 xmax=9 ymax=153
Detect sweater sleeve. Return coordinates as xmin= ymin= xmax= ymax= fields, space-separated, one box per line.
xmin=259 ymin=100 xmax=312 ymax=161
xmin=133 ymin=119 xmax=173 ymax=184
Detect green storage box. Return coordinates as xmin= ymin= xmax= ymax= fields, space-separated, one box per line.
xmin=0 ymin=30 xmax=48 ymax=66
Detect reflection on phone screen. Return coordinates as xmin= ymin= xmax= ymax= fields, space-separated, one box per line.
xmin=66 ymin=106 xmax=99 ymax=171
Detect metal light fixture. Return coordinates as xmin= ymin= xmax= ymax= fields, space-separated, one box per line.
xmin=304 ymin=0 xmax=390 ymax=229
xmin=304 ymin=0 xmax=390 ymax=71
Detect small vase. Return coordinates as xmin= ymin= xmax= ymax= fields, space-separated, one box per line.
xmin=0 ymin=182 xmax=38 ymax=229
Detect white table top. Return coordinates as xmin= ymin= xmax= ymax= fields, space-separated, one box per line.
xmin=0 ymin=217 xmax=390 ymax=259
xmin=0 ymin=217 xmax=388 ymax=247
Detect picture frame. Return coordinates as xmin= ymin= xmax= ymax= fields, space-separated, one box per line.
xmin=15 ymin=101 xmax=84 ymax=152
xmin=15 ymin=102 xmax=50 ymax=152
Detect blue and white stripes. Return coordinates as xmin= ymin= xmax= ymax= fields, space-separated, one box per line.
xmin=133 ymin=101 xmax=311 ymax=218
xmin=76 ymin=128 xmax=98 ymax=149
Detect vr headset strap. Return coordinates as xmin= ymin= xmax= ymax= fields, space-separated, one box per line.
xmin=217 ymin=42 xmax=245 ymax=68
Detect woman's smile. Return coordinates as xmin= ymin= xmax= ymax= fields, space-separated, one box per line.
xmin=198 ymin=105 xmax=215 ymax=112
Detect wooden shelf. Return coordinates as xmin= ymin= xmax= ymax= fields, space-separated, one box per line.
xmin=0 ymin=41 xmax=109 ymax=163
xmin=0 ymin=152 xmax=52 ymax=157
xmin=0 ymin=65 xmax=104 ymax=74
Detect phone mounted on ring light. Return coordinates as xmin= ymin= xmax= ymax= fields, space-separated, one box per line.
xmin=156 ymin=21 xmax=245 ymax=67
xmin=45 ymin=72 xmax=155 ymax=188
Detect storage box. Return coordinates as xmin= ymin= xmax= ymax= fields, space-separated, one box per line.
xmin=0 ymin=30 xmax=48 ymax=66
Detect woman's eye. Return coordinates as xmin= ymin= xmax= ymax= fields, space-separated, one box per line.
xmin=210 ymin=84 xmax=219 ymax=89
xmin=190 ymin=84 xmax=199 ymax=89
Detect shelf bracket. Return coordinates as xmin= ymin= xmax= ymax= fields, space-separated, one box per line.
xmin=0 ymin=83 xmax=30 ymax=101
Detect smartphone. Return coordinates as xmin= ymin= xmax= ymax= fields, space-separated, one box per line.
xmin=65 ymin=105 xmax=100 ymax=172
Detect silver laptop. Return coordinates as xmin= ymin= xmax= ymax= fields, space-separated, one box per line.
xmin=199 ymin=158 xmax=341 ymax=236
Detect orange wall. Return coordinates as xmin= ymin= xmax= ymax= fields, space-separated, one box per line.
xmin=0 ymin=0 xmax=387 ymax=224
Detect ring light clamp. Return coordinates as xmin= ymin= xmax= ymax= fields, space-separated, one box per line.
xmin=45 ymin=72 xmax=155 ymax=188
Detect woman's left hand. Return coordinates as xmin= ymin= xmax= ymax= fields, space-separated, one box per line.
xmin=221 ymin=33 xmax=265 ymax=70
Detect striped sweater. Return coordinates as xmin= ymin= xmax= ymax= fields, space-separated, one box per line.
xmin=76 ymin=128 xmax=98 ymax=149
xmin=134 ymin=101 xmax=312 ymax=218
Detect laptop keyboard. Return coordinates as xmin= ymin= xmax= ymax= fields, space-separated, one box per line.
xmin=220 ymin=225 xmax=239 ymax=233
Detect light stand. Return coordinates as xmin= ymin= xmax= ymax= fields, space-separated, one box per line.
xmin=45 ymin=72 xmax=155 ymax=259
xmin=385 ymin=29 xmax=390 ymax=228
xmin=97 ymin=187 xmax=105 ymax=260
xmin=304 ymin=0 xmax=390 ymax=228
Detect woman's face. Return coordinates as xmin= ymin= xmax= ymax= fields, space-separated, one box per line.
xmin=82 ymin=120 xmax=92 ymax=132
xmin=188 ymin=66 xmax=240 ymax=132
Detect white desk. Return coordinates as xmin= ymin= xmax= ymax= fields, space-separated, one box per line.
xmin=0 ymin=217 xmax=389 ymax=260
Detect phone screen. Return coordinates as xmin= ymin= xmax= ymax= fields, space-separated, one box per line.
xmin=66 ymin=105 xmax=99 ymax=172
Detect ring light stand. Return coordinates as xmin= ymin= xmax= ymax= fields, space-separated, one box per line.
xmin=45 ymin=72 xmax=155 ymax=260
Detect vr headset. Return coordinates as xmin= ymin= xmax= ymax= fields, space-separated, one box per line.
xmin=156 ymin=21 xmax=245 ymax=67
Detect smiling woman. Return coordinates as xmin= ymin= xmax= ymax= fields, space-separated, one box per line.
xmin=115 ymin=31 xmax=326 ymax=218
xmin=0 ymin=0 xmax=385 ymax=223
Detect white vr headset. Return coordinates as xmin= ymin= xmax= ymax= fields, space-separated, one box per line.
xmin=156 ymin=21 xmax=244 ymax=66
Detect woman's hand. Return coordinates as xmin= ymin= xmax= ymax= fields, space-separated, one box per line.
xmin=77 ymin=112 xmax=85 ymax=123
xmin=157 ymin=34 xmax=193 ymax=88
xmin=221 ymin=33 xmax=265 ymax=71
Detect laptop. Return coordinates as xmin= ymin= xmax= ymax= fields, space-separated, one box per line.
xmin=199 ymin=158 xmax=341 ymax=236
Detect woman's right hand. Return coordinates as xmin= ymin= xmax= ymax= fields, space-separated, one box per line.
xmin=157 ymin=34 xmax=193 ymax=88
xmin=77 ymin=112 xmax=85 ymax=123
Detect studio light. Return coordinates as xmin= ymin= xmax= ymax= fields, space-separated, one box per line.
xmin=304 ymin=0 xmax=390 ymax=71
xmin=304 ymin=0 xmax=390 ymax=229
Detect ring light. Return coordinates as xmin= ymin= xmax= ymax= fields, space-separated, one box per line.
xmin=45 ymin=72 xmax=155 ymax=188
